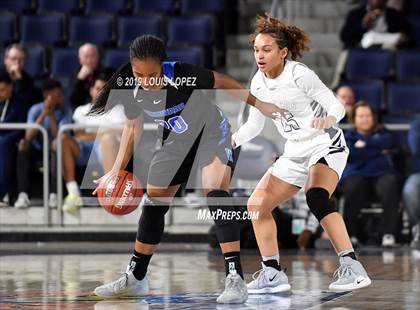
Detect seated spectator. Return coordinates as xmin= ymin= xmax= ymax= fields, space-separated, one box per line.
xmin=342 ymin=101 xmax=401 ymax=247
xmin=14 ymin=80 xmax=72 ymax=209
xmin=3 ymin=44 xmax=42 ymax=109
xmin=70 ymin=43 xmax=102 ymax=110
xmin=61 ymin=73 xmax=127 ymax=214
xmin=340 ymin=0 xmax=412 ymax=48
xmin=336 ymin=85 xmax=356 ymax=123
xmin=403 ymin=119 xmax=420 ymax=250
xmin=0 ymin=71 xmax=26 ymax=207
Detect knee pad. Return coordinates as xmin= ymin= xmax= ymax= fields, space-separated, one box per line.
xmin=306 ymin=187 xmax=337 ymax=222
xmin=136 ymin=194 xmax=170 ymax=244
xmin=207 ymin=190 xmax=240 ymax=243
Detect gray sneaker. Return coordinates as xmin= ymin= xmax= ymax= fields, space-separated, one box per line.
xmin=247 ymin=263 xmax=291 ymax=294
xmin=94 ymin=271 xmax=149 ymax=298
xmin=217 ymin=271 xmax=248 ymax=304
xmin=329 ymin=256 xmax=372 ymax=292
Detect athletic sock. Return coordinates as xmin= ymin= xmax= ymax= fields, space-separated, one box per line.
xmin=66 ymin=181 xmax=80 ymax=195
xmin=224 ymin=251 xmax=244 ymax=279
xmin=338 ymin=249 xmax=357 ymax=261
xmin=262 ymin=254 xmax=281 ymax=271
xmin=129 ymin=250 xmax=152 ymax=281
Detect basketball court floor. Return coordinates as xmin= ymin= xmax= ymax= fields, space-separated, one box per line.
xmin=1 ymin=245 xmax=419 ymax=309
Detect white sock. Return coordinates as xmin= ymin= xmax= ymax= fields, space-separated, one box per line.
xmin=66 ymin=181 xmax=80 ymax=195
xmin=18 ymin=192 xmax=28 ymax=199
xmin=262 ymin=254 xmax=280 ymax=263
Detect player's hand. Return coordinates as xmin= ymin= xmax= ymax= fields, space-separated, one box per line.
xmin=311 ymin=116 xmax=337 ymax=129
xmin=255 ymin=99 xmax=287 ymax=120
xmin=362 ymin=9 xmax=382 ymax=28
xmin=297 ymin=229 xmax=313 ymax=250
xmin=92 ymin=170 xmax=118 ymax=196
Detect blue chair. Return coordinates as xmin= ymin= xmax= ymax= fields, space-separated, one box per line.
xmin=20 ymin=15 xmax=64 ymax=45
xmin=133 ymin=0 xmax=175 ymax=14
xmin=180 ymin=0 xmax=224 ymax=14
xmin=166 ymin=47 xmax=203 ymax=65
xmin=382 ymin=115 xmax=417 ymax=124
xmin=117 ymin=15 xmax=162 ymax=47
xmin=104 ymin=49 xmax=129 ymax=70
xmin=69 ymin=16 xmax=113 ymax=46
xmin=397 ymin=49 xmax=420 ymax=82
xmin=346 ymin=48 xmax=391 ymax=80
xmin=51 ymin=48 xmax=79 ymax=78
xmin=168 ymin=16 xmax=213 ymax=45
xmin=37 ymin=0 xmax=80 ymax=13
xmin=342 ymin=80 xmax=384 ymax=110
xmin=388 ymin=83 xmax=420 ymax=114
xmin=408 ymin=17 xmax=420 ymax=44
xmin=0 ymin=13 xmax=15 ymax=43
xmin=25 ymin=46 xmax=46 ymax=77
xmin=85 ymin=0 xmax=128 ymax=14
xmin=0 ymin=0 xmax=32 ymax=12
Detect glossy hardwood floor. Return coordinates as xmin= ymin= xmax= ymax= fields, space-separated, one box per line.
xmin=0 ymin=247 xmax=419 ymax=309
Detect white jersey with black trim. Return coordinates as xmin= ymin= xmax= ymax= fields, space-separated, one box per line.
xmin=233 ymin=60 xmax=345 ymax=146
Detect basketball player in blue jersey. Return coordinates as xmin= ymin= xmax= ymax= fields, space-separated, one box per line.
xmin=90 ymin=35 xmax=284 ymax=304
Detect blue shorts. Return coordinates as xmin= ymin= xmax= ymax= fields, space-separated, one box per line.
xmin=75 ymin=140 xmax=102 ymax=166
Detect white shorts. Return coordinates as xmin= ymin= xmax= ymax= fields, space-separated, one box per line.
xmin=268 ymin=130 xmax=349 ymax=188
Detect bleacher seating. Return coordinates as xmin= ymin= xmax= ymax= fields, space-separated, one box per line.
xmin=0 ymin=13 xmax=15 ymax=44
xmin=133 ymin=0 xmax=176 ymax=14
xmin=20 ymin=15 xmax=64 ymax=45
xmin=345 ymin=48 xmax=392 ymax=81
xmin=50 ymin=48 xmax=79 ymax=78
xmin=104 ymin=48 xmax=129 ymax=70
xmin=37 ymin=0 xmax=80 ymax=14
xmin=69 ymin=15 xmax=113 ymax=46
xmin=166 ymin=47 xmax=203 ymax=65
xmin=84 ymin=0 xmax=129 ymax=15
xmin=396 ymin=49 xmax=420 ymax=82
xmin=117 ymin=15 xmax=162 ymax=47
xmin=388 ymin=83 xmax=420 ymax=114
xmin=342 ymin=80 xmax=384 ymax=110
xmin=25 ymin=46 xmax=46 ymax=77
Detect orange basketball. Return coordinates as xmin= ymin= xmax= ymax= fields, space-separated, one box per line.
xmin=97 ymin=171 xmax=143 ymax=215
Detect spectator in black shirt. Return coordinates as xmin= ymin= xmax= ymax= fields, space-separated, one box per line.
xmin=69 ymin=43 xmax=102 ymax=110
xmin=3 ymin=44 xmax=42 ymax=110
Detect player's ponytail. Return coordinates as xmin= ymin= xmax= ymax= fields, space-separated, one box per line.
xmin=250 ymin=14 xmax=310 ymax=60
xmin=90 ymin=35 xmax=167 ymax=115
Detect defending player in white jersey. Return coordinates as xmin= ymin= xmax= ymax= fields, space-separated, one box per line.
xmin=233 ymin=15 xmax=371 ymax=293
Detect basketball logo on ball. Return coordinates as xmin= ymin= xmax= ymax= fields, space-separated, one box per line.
xmin=97 ymin=171 xmax=143 ymax=215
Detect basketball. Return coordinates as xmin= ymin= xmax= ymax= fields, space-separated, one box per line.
xmin=97 ymin=171 xmax=143 ymax=215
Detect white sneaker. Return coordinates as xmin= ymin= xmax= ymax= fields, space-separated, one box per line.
xmin=94 ymin=270 xmax=149 ymax=298
xmin=247 ymin=263 xmax=291 ymax=294
xmin=63 ymin=193 xmax=83 ymax=214
xmin=217 ymin=270 xmax=248 ymax=304
xmin=411 ymin=224 xmax=420 ymax=250
xmin=2 ymin=194 xmax=9 ymax=204
xmin=329 ymin=256 xmax=372 ymax=292
xmin=382 ymin=234 xmax=396 ymax=247
xmin=49 ymin=193 xmax=57 ymax=208
xmin=14 ymin=193 xmax=30 ymax=209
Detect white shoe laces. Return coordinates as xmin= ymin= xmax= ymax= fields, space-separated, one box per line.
xmin=333 ymin=264 xmax=353 ymax=280
xmin=112 ymin=272 xmax=129 ymax=292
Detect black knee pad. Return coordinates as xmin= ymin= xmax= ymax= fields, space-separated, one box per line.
xmin=306 ymin=187 xmax=337 ymax=222
xmin=207 ymin=190 xmax=240 ymax=243
xmin=136 ymin=194 xmax=170 ymax=244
